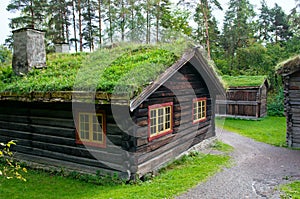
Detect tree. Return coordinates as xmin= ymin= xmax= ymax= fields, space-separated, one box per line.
xmin=270 ymin=4 xmax=292 ymax=43
xmin=221 ymin=0 xmax=256 ymax=70
xmin=47 ymin=0 xmax=71 ymax=44
xmin=104 ymin=0 xmax=118 ymax=44
xmin=257 ymin=0 xmax=272 ymax=43
xmin=7 ymin=0 xmax=47 ymax=29
xmin=194 ymin=0 xmax=222 ymax=59
xmin=71 ymin=0 xmax=78 ymax=52
xmin=77 ymin=0 xmax=84 ymax=51
xmin=127 ymin=0 xmax=146 ymax=42
xmin=82 ymin=0 xmax=98 ymax=51
xmin=289 ymin=0 xmax=300 ymax=37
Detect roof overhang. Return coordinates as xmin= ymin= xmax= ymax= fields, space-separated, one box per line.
xmin=277 ymin=55 xmax=300 ymax=76
xmin=129 ymin=47 xmax=225 ymax=111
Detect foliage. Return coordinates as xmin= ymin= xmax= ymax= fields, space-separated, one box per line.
xmin=0 ymin=140 xmax=27 ymax=182
xmin=216 ymin=116 xmax=286 ymax=147
xmin=7 ymin=0 xmax=47 ymax=29
xmin=0 ymin=46 xmax=12 ymax=65
xmin=222 ymin=75 xmax=267 ymax=87
xmin=268 ymin=87 xmax=284 ymax=117
xmin=280 ymin=181 xmax=300 ymax=199
xmin=0 ymin=152 xmax=230 ymax=199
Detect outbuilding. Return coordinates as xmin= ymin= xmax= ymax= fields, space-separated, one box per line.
xmin=0 ymin=40 xmax=224 ymax=179
xmin=277 ymin=55 xmax=300 ymax=148
xmin=216 ymin=75 xmax=268 ymax=119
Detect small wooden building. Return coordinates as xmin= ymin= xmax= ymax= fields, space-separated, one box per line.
xmin=0 ymin=43 xmax=224 ymax=179
xmin=216 ymin=76 xmax=268 ymax=119
xmin=277 ymin=55 xmax=300 ymax=148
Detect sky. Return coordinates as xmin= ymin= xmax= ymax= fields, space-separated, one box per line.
xmin=0 ymin=0 xmax=297 ymax=45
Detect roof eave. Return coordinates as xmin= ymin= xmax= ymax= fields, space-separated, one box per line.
xmin=129 ymin=48 xmax=225 ymax=112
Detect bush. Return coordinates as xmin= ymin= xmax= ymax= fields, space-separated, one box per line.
xmin=0 ymin=140 xmax=27 ymax=181
xmin=268 ymin=87 xmax=284 ymax=116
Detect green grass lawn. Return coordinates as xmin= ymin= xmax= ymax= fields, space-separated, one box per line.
xmin=281 ymin=181 xmax=300 ymax=199
xmin=0 ymin=152 xmax=230 ymax=199
xmin=216 ymin=116 xmax=286 ymax=147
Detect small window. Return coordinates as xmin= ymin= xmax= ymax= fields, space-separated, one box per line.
xmin=193 ymin=98 xmax=207 ymax=123
xmin=148 ymin=102 xmax=173 ymax=141
xmin=76 ymin=111 xmax=106 ymax=147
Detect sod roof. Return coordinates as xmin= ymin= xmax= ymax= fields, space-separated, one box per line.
xmin=277 ymin=55 xmax=300 ymax=76
xmin=222 ymin=75 xmax=268 ymax=88
xmin=0 ymin=40 xmax=225 ymax=106
xmin=0 ymin=41 xmax=192 ymax=96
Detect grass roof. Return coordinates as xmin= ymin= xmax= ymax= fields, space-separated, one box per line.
xmin=0 ymin=40 xmax=193 ymax=97
xmin=222 ymin=75 xmax=267 ymax=88
xmin=276 ymin=55 xmax=300 ymax=75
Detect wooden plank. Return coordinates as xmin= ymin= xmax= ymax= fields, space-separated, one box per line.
xmin=12 ymin=144 xmax=126 ymax=172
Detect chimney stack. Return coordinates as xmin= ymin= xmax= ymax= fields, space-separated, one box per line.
xmin=12 ymin=28 xmax=46 ymax=75
xmin=55 ymin=43 xmax=69 ymax=53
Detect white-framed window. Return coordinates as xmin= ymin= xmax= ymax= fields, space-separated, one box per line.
xmin=193 ymin=98 xmax=207 ymax=123
xmin=148 ymin=102 xmax=173 ymax=141
xmin=76 ymin=111 xmax=106 ymax=147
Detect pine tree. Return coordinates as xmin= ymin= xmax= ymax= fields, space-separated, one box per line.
xmin=47 ymin=0 xmax=71 ymax=44
xmin=7 ymin=0 xmax=47 ymax=29
xmin=289 ymin=0 xmax=300 ymax=37
xmin=82 ymin=0 xmax=98 ymax=51
xmin=222 ymin=0 xmax=256 ymax=69
xmin=194 ymin=0 xmax=222 ymax=59
xmin=270 ymin=4 xmax=292 ymax=43
xmin=258 ymin=0 xmax=272 ymax=43
xmin=127 ymin=0 xmax=146 ymax=42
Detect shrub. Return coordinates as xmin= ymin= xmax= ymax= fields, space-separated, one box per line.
xmin=0 ymin=140 xmax=27 ymax=181
xmin=268 ymin=87 xmax=284 ymax=116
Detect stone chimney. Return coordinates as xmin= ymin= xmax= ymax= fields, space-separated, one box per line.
xmin=55 ymin=43 xmax=69 ymax=53
xmin=12 ymin=28 xmax=46 ymax=75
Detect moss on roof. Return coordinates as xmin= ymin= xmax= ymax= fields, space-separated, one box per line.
xmin=0 ymin=40 xmax=193 ymax=96
xmin=276 ymin=55 xmax=300 ymax=75
xmin=222 ymin=75 xmax=267 ymax=88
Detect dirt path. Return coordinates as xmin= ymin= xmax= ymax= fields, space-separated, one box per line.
xmin=176 ymin=128 xmax=300 ymax=199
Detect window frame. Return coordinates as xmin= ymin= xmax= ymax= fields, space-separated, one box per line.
xmin=75 ymin=110 xmax=106 ymax=148
xmin=148 ymin=102 xmax=173 ymax=141
xmin=192 ymin=97 xmax=207 ymax=124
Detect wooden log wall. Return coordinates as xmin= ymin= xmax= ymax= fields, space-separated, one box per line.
xmin=0 ymin=101 xmax=133 ymax=179
xmin=132 ymin=63 xmax=213 ymax=176
xmin=216 ymin=84 xmax=268 ymax=118
xmin=284 ymin=71 xmax=300 ymax=147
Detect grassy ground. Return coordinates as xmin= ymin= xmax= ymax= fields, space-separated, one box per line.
xmin=216 ymin=116 xmax=286 ymax=147
xmin=0 ymin=149 xmax=231 ymax=199
xmin=280 ymin=181 xmax=300 ymax=199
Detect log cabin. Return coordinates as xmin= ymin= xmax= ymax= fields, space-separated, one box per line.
xmin=277 ymin=55 xmax=300 ymax=148
xmin=216 ymin=75 xmax=268 ymax=119
xmin=0 ymin=29 xmax=225 ymax=179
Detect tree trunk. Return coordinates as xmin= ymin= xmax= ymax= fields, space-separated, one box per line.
xmin=30 ymin=0 xmax=34 ymax=28
xmin=201 ymin=0 xmax=211 ymax=60
xmin=108 ymin=0 xmax=113 ymax=43
xmin=146 ymin=0 xmax=150 ymax=44
xmin=121 ymin=0 xmax=125 ymax=41
xmin=78 ymin=0 xmax=83 ymax=51
xmin=72 ymin=0 xmax=78 ymax=52
xmin=98 ymin=0 xmax=102 ymax=46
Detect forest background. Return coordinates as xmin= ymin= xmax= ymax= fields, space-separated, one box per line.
xmin=0 ymin=0 xmax=300 ymax=116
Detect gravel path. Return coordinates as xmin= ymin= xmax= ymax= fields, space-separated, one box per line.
xmin=176 ymin=128 xmax=300 ymax=199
